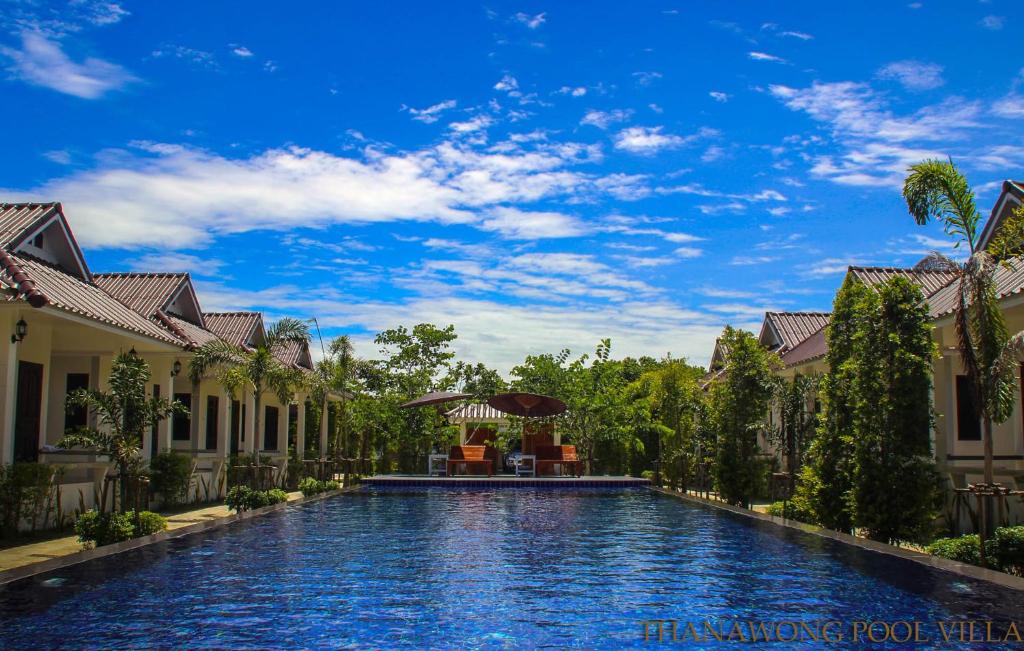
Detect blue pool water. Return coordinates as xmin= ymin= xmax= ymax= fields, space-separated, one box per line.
xmin=2 ymin=488 xmax=1022 ymax=649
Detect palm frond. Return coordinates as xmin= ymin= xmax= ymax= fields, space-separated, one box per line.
xmin=902 ymin=159 xmax=981 ymax=252
xmin=189 ymin=339 xmax=244 ymax=382
xmin=266 ymin=317 xmax=310 ymax=348
xmin=986 ymin=206 xmax=1024 ymax=266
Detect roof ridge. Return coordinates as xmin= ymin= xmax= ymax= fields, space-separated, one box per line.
xmin=0 ymin=249 xmax=49 ymax=308
xmin=204 ymin=310 xmax=260 ymax=316
xmin=767 ymin=310 xmax=831 ymax=316
xmin=94 ymin=271 xmax=190 ymax=278
xmin=0 ymin=201 xmax=60 ymax=208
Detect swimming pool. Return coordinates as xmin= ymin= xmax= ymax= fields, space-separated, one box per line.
xmin=2 ymin=488 xmax=1022 ymax=649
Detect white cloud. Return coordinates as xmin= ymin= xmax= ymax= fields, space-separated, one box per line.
xmin=151 ymin=44 xmax=217 ymax=68
xmin=674 ymin=247 xmax=703 ymax=258
xmin=1 ymin=31 xmax=135 ymax=98
xmin=405 ymin=99 xmax=457 ymax=123
xmin=730 ymin=255 xmax=778 ymax=266
xmin=557 ymin=86 xmax=587 ymax=97
xmin=632 ymin=71 xmax=663 ymax=86
xmin=993 ymin=94 xmax=1024 ymax=119
xmin=9 ymin=137 xmax=632 ymax=248
xmin=709 ymin=91 xmax=729 ymax=102
xmin=748 ymin=51 xmax=787 ymax=64
xmin=494 ymin=74 xmax=519 ymax=92
xmin=44 ymin=150 xmax=72 ymax=165
xmin=73 ymin=1 xmax=130 ymax=26
xmin=479 ymin=207 xmax=586 ymax=239
xmin=779 ymin=31 xmax=813 ymax=40
xmin=513 ymin=12 xmax=546 ymax=29
xmin=979 ymin=15 xmax=1004 ymax=30
xmin=126 ymin=252 xmax=225 ymax=277
xmin=614 ymin=126 xmax=715 ymax=155
xmin=877 ymin=60 xmax=944 ymax=91
xmin=231 ymin=45 xmax=253 ymax=57
xmin=701 ymin=145 xmax=725 ymax=163
xmin=580 ymin=109 xmax=633 ymax=129
xmin=449 ymin=114 xmax=494 ymax=133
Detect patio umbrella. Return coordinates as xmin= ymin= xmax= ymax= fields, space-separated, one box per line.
xmin=399 ymin=391 xmax=473 ymax=409
xmin=487 ymin=392 xmax=566 ymax=418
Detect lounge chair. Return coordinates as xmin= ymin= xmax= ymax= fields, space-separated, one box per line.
xmin=446 ymin=445 xmax=493 ymax=477
xmin=535 ymin=445 xmax=581 ymax=477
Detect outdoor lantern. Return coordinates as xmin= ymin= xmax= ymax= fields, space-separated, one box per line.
xmin=10 ymin=318 xmax=27 ymax=344
xmin=129 ymin=347 xmax=139 ymax=358
xmin=172 ymin=360 xmax=182 ymax=377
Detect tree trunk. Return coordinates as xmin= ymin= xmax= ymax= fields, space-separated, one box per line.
xmin=253 ymin=390 xmax=262 ymax=489
xmin=979 ymin=416 xmax=994 ymax=566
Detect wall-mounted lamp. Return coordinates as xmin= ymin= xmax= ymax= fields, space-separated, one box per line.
xmin=128 ymin=347 xmax=138 ymax=358
xmin=171 ymin=360 xmax=182 ymax=377
xmin=10 ymin=318 xmax=27 ymax=344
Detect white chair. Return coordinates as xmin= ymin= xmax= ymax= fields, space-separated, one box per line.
xmin=516 ymin=454 xmax=536 ymax=477
xmin=428 ymin=454 xmax=449 ymax=477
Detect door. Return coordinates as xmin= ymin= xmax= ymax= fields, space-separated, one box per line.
xmin=264 ymin=406 xmax=279 ymax=451
xmin=13 ymin=361 xmax=43 ymax=462
xmin=173 ymin=392 xmax=192 ymax=441
xmin=205 ymin=395 xmax=219 ymax=451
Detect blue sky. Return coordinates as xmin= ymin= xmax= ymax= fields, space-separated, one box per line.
xmin=1 ymin=1 xmax=1022 ymax=371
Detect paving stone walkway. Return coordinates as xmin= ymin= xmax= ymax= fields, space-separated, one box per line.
xmin=0 ymin=491 xmax=303 ymax=572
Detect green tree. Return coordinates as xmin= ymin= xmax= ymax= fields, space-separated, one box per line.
xmin=189 ymin=318 xmax=310 ymax=486
xmin=903 ymin=160 xmax=1024 ymax=560
xmin=708 ymin=327 xmax=781 ymax=507
xmin=59 ymin=352 xmax=185 ymax=513
xmin=850 ymin=277 xmax=941 ymax=544
xmin=310 ymin=335 xmax=362 ymax=461
xmin=800 ymin=275 xmax=866 ymax=532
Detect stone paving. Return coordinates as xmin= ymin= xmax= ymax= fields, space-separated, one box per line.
xmin=0 ymin=491 xmax=303 ymax=572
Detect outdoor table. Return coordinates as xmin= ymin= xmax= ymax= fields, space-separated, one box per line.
xmin=428 ymin=454 xmax=448 ymax=476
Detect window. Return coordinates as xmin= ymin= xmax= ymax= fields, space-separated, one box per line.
xmin=205 ymin=396 xmax=219 ymax=451
xmin=64 ymin=373 xmax=89 ymax=431
xmin=956 ymin=375 xmax=981 ymax=441
xmin=173 ymin=392 xmax=192 ymax=441
xmin=32 ymin=232 xmax=44 ymax=248
xmin=264 ymin=406 xmax=279 ymax=451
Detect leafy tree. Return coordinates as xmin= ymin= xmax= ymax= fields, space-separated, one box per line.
xmin=800 ymin=275 xmax=866 ymax=532
xmin=769 ymin=373 xmax=819 ymax=480
xmin=310 ymin=335 xmax=362 ymax=460
xmin=189 ymin=318 xmax=310 ymax=485
xmin=707 ymin=327 xmax=781 ymax=507
xmin=59 ymin=352 xmax=185 ymax=512
xmin=850 ymin=277 xmax=941 ymax=544
xmin=903 ymin=160 xmax=1024 ymax=560
xmin=445 ymin=361 xmax=508 ymax=399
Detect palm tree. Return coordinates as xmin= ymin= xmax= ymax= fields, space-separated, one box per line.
xmin=189 ymin=318 xmax=310 ymax=488
xmin=60 ymin=352 xmax=185 ymax=513
xmin=903 ymin=159 xmax=1024 ymax=564
xmin=309 ymin=335 xmax=360 ymax=461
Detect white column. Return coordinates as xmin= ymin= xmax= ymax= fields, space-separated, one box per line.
xmin=319 ymin=399 xmax=329 ymax=459
xmin=295 ymin=397 xmax=306 ymax=459
xmin=244 ymin=391 xmax=256 ymax=454
xmin=459 ymin=422 xmax=466 ymax=445
xmin=1 ymin=314 xmax=19 ymax=465
xmin=277 ymin=403 xmax=287 ymax=454
xmin=217 ymin=390 xmax=230 ymax=459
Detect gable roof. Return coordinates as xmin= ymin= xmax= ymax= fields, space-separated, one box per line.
xmin=0 ymin=202 xmax=91 ymax=280
xmin=94 ymin=273 xmax=194 ymax=321
xmin=204 ymin=312 xmax=263 ymax=348
xmin=781 ymin=325 xmax=828 ymax=368
xmin=978 ymin=180 xmax=1024 ymax=251
xmin=273 ymin=339 xmax=314 ymax=370
xmin=0 ymin=252 xmax=183 ymax=346
xmin=759 ymin=312 xmax=831 ymax=353
xmin=847 ymin=265 xmax=958 ymax=296
xmin=928 ymin=262 xmax=1024 ymax=318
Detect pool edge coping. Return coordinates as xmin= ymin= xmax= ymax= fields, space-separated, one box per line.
xmin=0 ymin=486 xmax=361 ymax=587
xmin=650 ymin=487 xmax=1024 ymax=593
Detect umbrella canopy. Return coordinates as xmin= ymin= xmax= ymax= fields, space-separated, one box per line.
xmin=399 ymin=391 xmax=473 ymax=409
xmin=487 ymin=392 xmax=566 ymax=418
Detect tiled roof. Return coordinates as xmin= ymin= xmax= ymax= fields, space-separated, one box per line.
xmin=273 ymin=340 xmax=312 ymax=370
xmin=0 ymin=202 xmax=60 ymax=249
xmin=781 ymin=326 xmax=828 ymax=368
xmin=848 ymin=266 xmax=957 ymax=297
xmin=204 ymin=312 xmax=262 ymax=348
xmin=764 ymin=312 xmax=831 ymax=352
xmin=928 ymin=262 xmax=1024 ymax=318
xmin=165 ymin=314 xmax=220 ymax=347
xmin=0 ymin=253 xmax=183 ymax=345
xmin=94 ymin=273 xmax=190 ymax=319
xmin=447 ymin=403 xmax=507 ymax=421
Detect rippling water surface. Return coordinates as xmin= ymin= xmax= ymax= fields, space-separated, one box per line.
xmin=2 ymin=488 xmax=1022 ymax=649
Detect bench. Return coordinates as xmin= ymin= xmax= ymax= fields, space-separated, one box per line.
xmin=447 ymin=445 xmax=493 ymax=477
xmin=535 ymin=445 xmax=581 ymax=477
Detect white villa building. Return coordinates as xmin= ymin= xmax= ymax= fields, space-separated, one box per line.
xmin=0 ymin=202 xmax=338 ymax=514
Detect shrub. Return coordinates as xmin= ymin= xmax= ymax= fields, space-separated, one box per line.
xmin=298 ymin=477 xmax=341 ymax=496
xmin=266 ymin=488 xmax=288 ymax=505
xmin=927 ymin=534 xmax=983 ymax=566
xmin=148 ymin=452 xmax=192 ymax=507
xmin=990 ymin=526 xmax=1024 ymax=576
xmin=135 ymin=511 xmax=168 ymax=537
xmin=75 ymin=510 xmax=136 ymax=548
xmin=766 ymin=499 xmax=818 ymax=525
xmin=1 ymin=462 xmax=59 ymax=536
xmin=226 ymin=486 xmax=289 ymax=513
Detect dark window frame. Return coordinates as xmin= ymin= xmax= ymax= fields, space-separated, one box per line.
xmin=956 ymin=375 xmax=982 ymax=441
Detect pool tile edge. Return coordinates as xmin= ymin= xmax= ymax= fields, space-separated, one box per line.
xmin=650 ymin=487 xmax=1024 ymax=594
xmin=0 ymin=487 xmax=361 ymax=587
